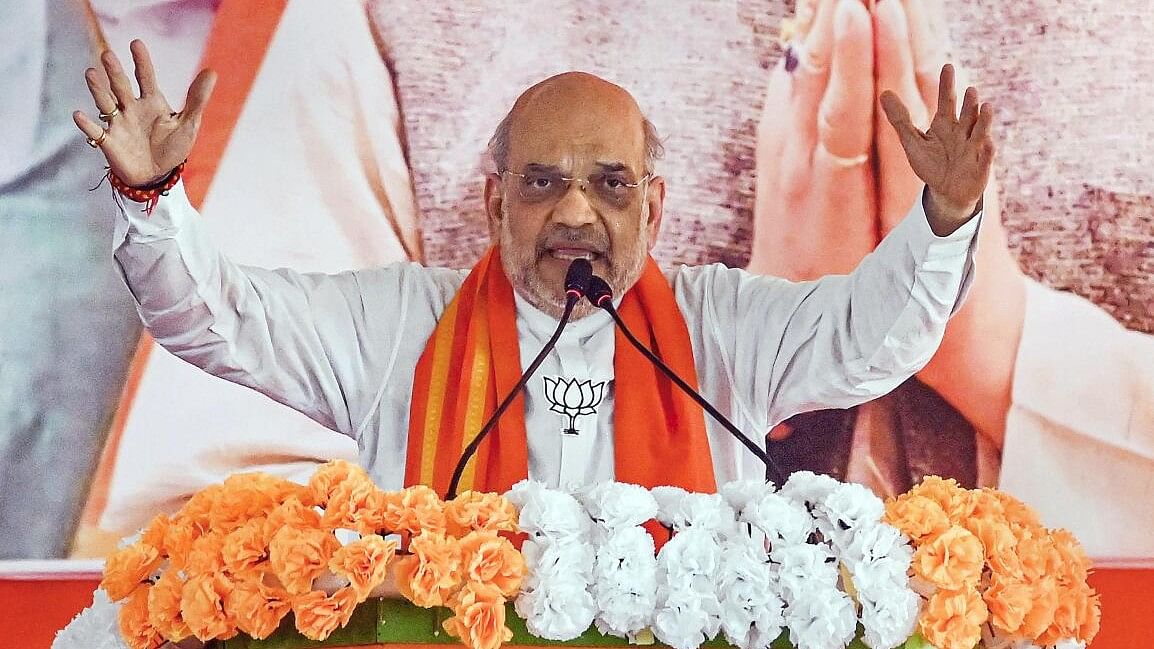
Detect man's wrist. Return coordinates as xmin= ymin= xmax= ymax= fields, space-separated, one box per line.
xmin=923 ymin=188 xmax=982 ymax=237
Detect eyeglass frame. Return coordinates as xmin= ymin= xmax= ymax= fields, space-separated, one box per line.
xmin=497 ymin=167 xmax=654 ymax=211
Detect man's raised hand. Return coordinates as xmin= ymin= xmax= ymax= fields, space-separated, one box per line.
xmin=73 ymin=39 xmax=215 ymax=187
xmin=881 ymin=63 xmax=995 ymax=235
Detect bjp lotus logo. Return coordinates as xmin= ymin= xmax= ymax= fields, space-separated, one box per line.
xmin=543 ymin=376 xmax=607 ymax=435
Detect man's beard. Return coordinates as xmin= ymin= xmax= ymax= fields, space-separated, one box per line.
xmin=499 ymin=201 xmax=649 ymax=320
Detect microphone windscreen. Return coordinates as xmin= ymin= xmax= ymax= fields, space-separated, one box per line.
xmin=564 ymin=258 xmax=594 ymax=295
xmin=586 ymin=275 xmax=613 ymax=306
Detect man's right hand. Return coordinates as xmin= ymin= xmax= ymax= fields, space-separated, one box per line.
xmin=73 ymin=39 xmax=216 ymax=188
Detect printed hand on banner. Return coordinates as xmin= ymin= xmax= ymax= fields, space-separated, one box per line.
xmin=750 ymin=0 xmax=1026 ymax=446
xmin=746 ymin=0 xmax=878 ymax=280
xmin=72 ymin=39 xmax=216 ymax=187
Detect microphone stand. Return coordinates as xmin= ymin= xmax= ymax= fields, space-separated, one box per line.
xmin=586 ymin=276 xmax=787 ymax=484
xmin=444 ymin=259 xmax=592 ymax=499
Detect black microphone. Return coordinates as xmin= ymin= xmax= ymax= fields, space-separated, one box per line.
xmin=444 ymin=258 xmax=593 ymax=499
xmin=585 ymin=275 xmax=787 ymax=484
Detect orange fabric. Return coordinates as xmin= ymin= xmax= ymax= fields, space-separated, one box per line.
xmin=405 ymin=248 xmax=716 ymax=497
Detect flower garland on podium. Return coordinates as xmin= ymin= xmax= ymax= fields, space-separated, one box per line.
xmin=54 ymin=462 xmax=1100 ymax=649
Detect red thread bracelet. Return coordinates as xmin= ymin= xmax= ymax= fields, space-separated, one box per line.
xmin=108 ymin=162 xmax=186 ymax=214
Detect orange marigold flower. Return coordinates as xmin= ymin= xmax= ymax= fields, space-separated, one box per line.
xmin=179 ymin=484 xmax=224 ymax=529
xmin=968 ymin=517 xmax=1022 ymax=579
xmin=185 ymin=531 xmax=227 ymax=576
xmin=1050 ymin=528 xmax=1092 ymax=584
xmin=1038 ymin=582 xmax=1100 ymax=647
xmin=884 ymin=495 xmax=950 ymax=543
xmin=222 ymin=517 xmax=271 ymax=574
xmin=907 ymin=476 xmax=973 ymax=523
xmin=1017 ymin=531 xmax=1062 ymax=583
xmin=180 ymin=572 xmax=238 ymax=641
xmin=329 ymin=534 xmax=398 ymax=600
xmin=919 ymin=587 xmax=988 ymax=649
xmin=458 ymin=530 xmax=525 ymax=598
xmin=446 ymin=491 xmax=519 ymax=537
xmin=292 ymin=586 xmax=359 ymax=641
xmin=118 ymin=585 xmax=166 ymax=649
xmin=102 ymin=543 xmax=161 ymax=601
xmin=443 ymin=582 xmax=512 ymax=649
xmin=147 ymin=569 xmax=191 ymax=642
xmin=1020 ymin=576 xmax=1060 ymax=640
xmin=224 ymin=577 xmax=294 ymax=640
xmin=268 ymin=525 xmax=340 ymax=595
xmin=385 ymin=485 xmax=447 ymax=536
xmin=160 ymin=518 xmax=200 ymax=572
xmin=983 ymin=572 xmax=1033 ymax=636
xmin=993 ymin=490 xmax=1043 ymax=530
xmin=912 ymin=525 xmax=984 ymax=591
xmin=265 ymin=496 xmax=323 ymax=534
xmin=139 ymin=514 xmax=171 ymax=551
xmin=394 ymin=531 xmax=462 ymax=607
xmin=321 ymin=479 xmax=390 ymax=535
xmin=308 ymin=460 xmax=367 ymax=507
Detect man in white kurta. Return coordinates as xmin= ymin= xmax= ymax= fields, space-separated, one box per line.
xmin=110 ymin=179 xmax=978 ymax=493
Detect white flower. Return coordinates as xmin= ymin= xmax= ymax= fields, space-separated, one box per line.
xmin=651 ymin=486 xmax=690 ymax=528
xmin=658 ymin=528 xmax=721 ymax=584
xmin=719 ymin=480 xmax=776 ymax=517
xmin=815 ymin=482 xmax=886 ymax=534
xmin=576 ymin=482 xmax=658 ymax=530
xmin=842 ymin=524 xmax=913 ymax=590
xmin=779 ymin=471 xmax=840 ymax=509
xmin=1052 ymin=641 xmax=1086 ymax=649
xmin=859 ymin=586 xmax=919 ymax=649
xmin=718 ymin=536 xmax=784 ymax=649
xmin=508 ymin=479 xmax=589 ymax=540
xmin=742 ymin=493 xmax=814 ymax=547
xmin=52 ymin=589 xmax=127 ymax=649
xmin=784 ymin=588 xmax=857 ymax=649
xmin=516 ymin=580 xmax=597 ymax=641
xmin=772 ymin=544 xmax=839 ymax=601
xmin=652 ymin=588 xmax=722 ymax=649
xmin=678 ymin=492 xmax=737 ymax=537
xmin=591 ymin=526 xmax=657 ymax=638
xmin=521 ymin=537 xmax=594 ymax=591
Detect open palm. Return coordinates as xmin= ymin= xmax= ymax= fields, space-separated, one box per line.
xmin=73 ymin=40 xmax=215 ymax=187
xmin=881 ymin=64 xmax=994 ymax=234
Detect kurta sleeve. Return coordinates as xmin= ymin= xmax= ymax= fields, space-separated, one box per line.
xmin=680 ymin=188 xmax=980 ymax=432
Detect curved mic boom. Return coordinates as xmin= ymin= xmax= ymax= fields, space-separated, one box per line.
xmin=444 ymin=259 xmax=593 ymax=499
xmin=585 ymin=275 xmax=787 ymax=484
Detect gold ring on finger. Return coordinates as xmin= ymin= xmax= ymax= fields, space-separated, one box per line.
xmin=99 ymin=106 xmax=121 ymax=122
xmin=86 ymin=128 xmax=108 ymax=148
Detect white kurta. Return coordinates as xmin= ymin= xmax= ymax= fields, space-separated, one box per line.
xmin=110 ymin=182 xmax=978 ymax=499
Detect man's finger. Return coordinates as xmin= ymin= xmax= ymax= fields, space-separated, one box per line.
xmin=969 ymin=102 xmax=995 ymax=144
xmin=816 ymin=0 xmax=873 ymax=161
xmin=84 ymin=67 xmax=118 ymax=114
xmin=73 ymin=110 xmax=107 ymax=142
xmin=180 ymin=69 xmax=217 ymax=126
xmin=130 ymin=40 xmax=159 ymax=98
xmin=934 ymin=63 xmax=956 ymax=122
xmin=880 ymin=91 xmax=924 ymax=148
xmin=101 ymin=49 xmax=136 ymax=107
xmin=958 ymin=86 xmax=980 ymax=135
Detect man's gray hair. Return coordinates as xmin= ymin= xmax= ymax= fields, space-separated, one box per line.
xmin=487 ymin=112 xmax=665 ymax=174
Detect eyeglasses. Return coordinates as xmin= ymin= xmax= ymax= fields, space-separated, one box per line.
xmin=501 ymin=168 xmax=652 ymax=211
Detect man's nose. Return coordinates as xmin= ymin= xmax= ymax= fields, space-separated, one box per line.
xmin=550 ymin=180 xmax=598 ymax=228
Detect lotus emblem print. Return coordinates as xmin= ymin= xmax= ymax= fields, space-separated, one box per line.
xmin=543 ymin=376 xmax=606 ymax=435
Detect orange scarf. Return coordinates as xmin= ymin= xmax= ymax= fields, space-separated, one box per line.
xmin=404 ymin=247 xmax=716 ymax=497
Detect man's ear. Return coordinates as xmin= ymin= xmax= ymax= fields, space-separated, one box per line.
xmin=484 ymin=173 xmax=503 ymax=240
xmin=645 ymin=176 xmax=666 ymax=250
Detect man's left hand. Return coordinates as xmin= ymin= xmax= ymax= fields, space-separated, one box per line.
xmin=881 ymin=63 xmax=994 ymax=235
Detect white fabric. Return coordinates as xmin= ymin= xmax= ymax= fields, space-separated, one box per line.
xmin=999 ymin=280 xmax=1154 ymax=560
xmin=110 ymin=181 xmax=978 ymax=505
xmin=98 ymin=0 xmax=419 ymax=533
